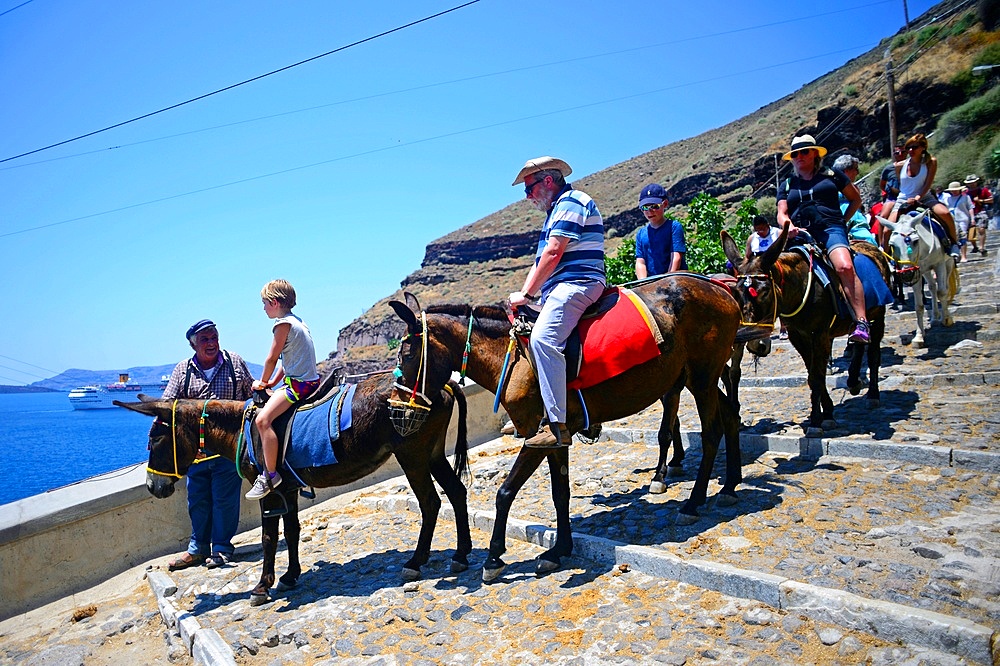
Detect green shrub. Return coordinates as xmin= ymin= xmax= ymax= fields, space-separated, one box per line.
xmin=916 ymin=25 xmax=939 ymax=48
xmin=947 ymin=11 xmax=978 ymax=37
xmin=844 ymin=84 xmax=859 ymax=97
xmin=387 ymin=338 xmax=400 ymax=351
xmin=605 ymin=237 xmax=636 ymax=286
xmin=682 ymin=194 xmax=729 ymax=275
xmin=934 ymin=134 xmax=988 ymax=183
xmin=892 ymin=32 xmax=914 ymax=49
xmin=972 ymin=41 xmax=1000 ymax=68
xmin=984 ymin=133 xmax=1000 ymax=178
xmin=935 ymin=84 xmax=1000 ymax=146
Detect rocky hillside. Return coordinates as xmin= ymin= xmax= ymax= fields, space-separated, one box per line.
xmin=325 ymin=0 xmax=995 ymax=376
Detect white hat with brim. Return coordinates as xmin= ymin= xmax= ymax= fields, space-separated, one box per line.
xmin=781 ymin=134 xmax=828 ymax=161
xmin=512 ymin=156 xmax=572 ymax=186
xmin=964 ymin=174 xmax=980 ymax=184
xmin=947 ymin=181 xmax=963 ymax=193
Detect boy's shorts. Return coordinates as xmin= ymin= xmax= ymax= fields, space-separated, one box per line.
xmin=281 ymin=376 xmax=320 ymax=404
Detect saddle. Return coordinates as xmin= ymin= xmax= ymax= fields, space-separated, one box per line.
xmin=242 ymin=380 xmax=357 ymax=483
xmin=513 ymin=286 xmax=663 ymax=389
xmin=785 ymin=237 xmax=893 ymax=320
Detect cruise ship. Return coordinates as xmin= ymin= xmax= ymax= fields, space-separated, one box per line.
xmin=67 ymin=373 xmax=167 ymax=410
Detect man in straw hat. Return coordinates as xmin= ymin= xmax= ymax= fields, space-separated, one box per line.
xmin=942 ymin=181 xmax=974 ymax=262
xmin=509 ymin=156 xmax=606 ymax=448
xmin=964 ymin=174 xmax=992 ymax=256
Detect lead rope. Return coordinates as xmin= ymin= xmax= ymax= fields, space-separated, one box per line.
xmin=459 ymin=311 xmax=474 ymax=386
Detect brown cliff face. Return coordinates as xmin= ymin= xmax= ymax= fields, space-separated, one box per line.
xmin=331 ymin=0 xmax=984 ymax=374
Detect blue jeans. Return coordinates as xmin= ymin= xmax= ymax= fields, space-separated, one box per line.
xmin=186 ymin=455 xmax=243 ymax=557
xmin=530 ymin=280 xmax=605 ymax=424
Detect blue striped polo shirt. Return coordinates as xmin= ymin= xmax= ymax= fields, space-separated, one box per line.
xmin=535 ymin=184 xmax=606 ymax=295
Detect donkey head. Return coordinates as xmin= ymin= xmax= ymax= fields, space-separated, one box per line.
xmin=115 ymin=398 xmax=205 ymax=498
xmin=721 ymin=222 xmax=789 ymax=331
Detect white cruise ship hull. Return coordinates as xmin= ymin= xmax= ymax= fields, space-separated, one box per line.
xmin=68 ymin=384 xmax=162 ymax=410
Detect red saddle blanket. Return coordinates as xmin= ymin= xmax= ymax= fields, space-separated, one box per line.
xmin=567 ymin=287 xmax=663 ymax=390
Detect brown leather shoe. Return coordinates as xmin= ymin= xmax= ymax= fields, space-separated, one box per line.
xmin=500 ymin=421 xmax=517 ymax=436
xmin=524 ymin=422 xmax=571 ymax=448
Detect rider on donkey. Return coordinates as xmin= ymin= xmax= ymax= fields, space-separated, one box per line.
xmin=508 ymin=156 xmax=606 ymax=449
xmin=778 ymin=134 xmax=871 ymax=343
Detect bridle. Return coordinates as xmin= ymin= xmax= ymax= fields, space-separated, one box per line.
xmin=735 ymin=248 xmax=816 ymax=325
xmin=146 ymin=399 xmax=215 ymax=479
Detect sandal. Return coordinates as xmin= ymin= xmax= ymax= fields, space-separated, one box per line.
xmin=205 ymin=553 xmax=231 ymax=569
xmin=168 ymin=553 xmax=206 ymax=571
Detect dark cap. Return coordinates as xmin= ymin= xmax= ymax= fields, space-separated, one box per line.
xmin=639 ymin=183 xmax=668 ymax=207
xmin=186 ymin=319 xmax=216 ymax=341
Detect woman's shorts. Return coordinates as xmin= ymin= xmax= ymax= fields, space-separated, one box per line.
xmin=281 ymin=376 xmax=320 ymax=404
xmin=809 ymin=222 xmax=850 ymax=253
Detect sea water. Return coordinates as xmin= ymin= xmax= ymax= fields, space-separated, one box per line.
xmin=0 ymin=392 xmax=155 ymax=506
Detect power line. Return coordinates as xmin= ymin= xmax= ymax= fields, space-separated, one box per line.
xmin=0 ymin=0 xmax=32 ymax=19
xmin=0 ymin=353 xmax=62 ymax=376
xmin=1 ymin=0 xmax=895 ymax=173
xmin=0 ymin=43 xmax=877 ymax=239
xmin=0 ymin=0 xmax=483 ymax=164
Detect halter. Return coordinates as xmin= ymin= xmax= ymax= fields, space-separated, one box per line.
xmin=389 ymin=312 xmax=433 ymax=436
xmin=733 ymin=272 xmax=780 ymax=329
xmin=146 ymin=399 xmax=214 ymax=479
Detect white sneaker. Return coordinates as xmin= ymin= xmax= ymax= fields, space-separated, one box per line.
xmin=246 ymin=472 xmax=281 ymax=500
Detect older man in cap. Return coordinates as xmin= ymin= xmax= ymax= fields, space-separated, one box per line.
xmin=162 ymin=319 xmax=254 ymax=571
xmin=965 ymin=174 xmax=992 ymax=256
xmin=509 ymin=156 xmax=606 ymax=448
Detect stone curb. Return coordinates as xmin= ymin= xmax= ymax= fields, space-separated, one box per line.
xmin=382 ymin=496 xmax=996 ymax=664
xmin=147 ymin=571 xmax=237 ymax=666
xmin=600 ymin=427 xmax=1000 ymax=473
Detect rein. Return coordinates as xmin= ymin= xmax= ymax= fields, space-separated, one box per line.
xmin=146 ymin=399 xmax=214 ymax=479
xmin=393 ymin=312 xmax=433 ymax=407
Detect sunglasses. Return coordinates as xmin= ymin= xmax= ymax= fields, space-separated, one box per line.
xmin=906 ymin=145 xmax=923 ymax=151
xmin=639 ymin=203 xmax=662 ymax=212
xmin=524 ymin=176 xmax=547 ymax=195
xmin=789 ymin=149 xmax=814 ymax=159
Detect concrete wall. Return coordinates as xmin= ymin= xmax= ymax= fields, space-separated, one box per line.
xmin=0 ymin=383 xmax=503 ymax=621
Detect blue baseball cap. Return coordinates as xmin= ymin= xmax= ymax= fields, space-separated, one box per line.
xmin=639 ymin=183 xmax=668 ymax=207
xmin=186 ymin=319 xmax=216 ymax=341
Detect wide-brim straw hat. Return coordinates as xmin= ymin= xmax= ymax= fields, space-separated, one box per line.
xmin=781 ymin=134 xmax=828 ymax=161
xmin=512 ymin=156 xmax=572 ymax=185
xmin=947 ymin=181 xmax=963 ymax=193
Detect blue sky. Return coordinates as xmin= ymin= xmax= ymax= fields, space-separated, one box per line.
xmin=0 ymin=0 xmax=938 ymax=384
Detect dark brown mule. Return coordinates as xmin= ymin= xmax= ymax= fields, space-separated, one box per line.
xmin=116 ymin=374 xmax=471 ymax=605
xmin=722 ymin=225 xmax=892 ymax=434
xmin=388 ymin=279 xmax=745 ymax=582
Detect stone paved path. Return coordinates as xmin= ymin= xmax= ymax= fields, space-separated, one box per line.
xmin=2 ymin=245 xmax=997 ymax=665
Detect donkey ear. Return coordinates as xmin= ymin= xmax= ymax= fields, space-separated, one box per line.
xmin=721 ymin=230 xmax=743 ymax=266
xmin=389 ymin=300 xmax=419 ymax=333
xmin=114 ymin=399 xmax=166 ymax=419
xmin=877 ymin=216 xmax=895 ymax=232
xmin=759 ymin=221 xmax=788 ymax=267
xmin=403 ymin=291 xmax=421 ymax=313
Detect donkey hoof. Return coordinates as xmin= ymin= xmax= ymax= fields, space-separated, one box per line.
xmin=249 ymin=591 xmax=270 ymax=606
xmin=648 ymin=481 xmax=667 ymax=495
xmin=676 ymin=511 xmax=699 ymax=526
xmin=482 ymin=563 xmax=506 ymax=584
xmin=716 ymin=492 xmax=738 ymax=507
xmin=275 ymin=578 xmax=298 ymax=592
xmin=401 ymin=567 xmax=421 ymax=582
xmin=450 ymin=560 xmax=469 ymax=574
xmin=668 ymin=465 xmax=685 ymax=478
xmin=535 ymin=558 xmax=560 ymax=575
xmin=847 ymin=383 xmax=862 ymax=397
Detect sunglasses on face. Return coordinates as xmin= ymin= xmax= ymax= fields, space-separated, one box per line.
xmin=639 ymin=203 xmax=662 ymax=212
xmin=524 ymin=176 xmax=547 ymax=195
xmin=789 ymin=149 xmax=814 ymax=159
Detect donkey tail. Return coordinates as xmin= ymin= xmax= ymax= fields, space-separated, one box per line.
xmin=446 ymin=380 xmax=470 ymax=481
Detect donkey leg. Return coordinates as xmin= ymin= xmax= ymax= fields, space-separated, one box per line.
xmin=276 ymin=491 xmax=301 ymax=591
xmin=912 ymin=285 xmax=927 ymax=348
xmin=866 ymin=314 xmax=885 ymax=408
xmin=484 ymin=447 xmax=547 ymax=582
xmin=650 ymin=393 xmax=682 ymax=494
xmin=251 ymin=505 xmax=281 ymax=605
xmin=395 ymin=453 xmax=441 ymax=581
xmin=429 ymin=455 xmax=472 ymax=573
xmin=717 ymin=389 xmax=742 ymax=503
xmin=846 ymin=339 xmax=866 ymax=396
xmin=678 ymin=387 xmax=723 ymax=524
xmin=536 ymin=447 xmax=573 ymax=575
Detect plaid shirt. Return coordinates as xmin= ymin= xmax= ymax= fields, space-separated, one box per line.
xmin=162 ymin=350 xmax=254 ymax=401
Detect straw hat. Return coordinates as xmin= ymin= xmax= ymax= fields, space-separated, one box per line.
xmin=964 ymin=174 xmax=980 ymax=184
xmin=947 ymin=181 xmax=963 ymax=193
xmin=781 ymin=135 xmax=828 ymax=161
xmin=512 ymin=156 xmax=572 ymax=186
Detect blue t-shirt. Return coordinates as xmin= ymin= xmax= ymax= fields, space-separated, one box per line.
xmin=635 ymin=219 xmax=687 ymax=275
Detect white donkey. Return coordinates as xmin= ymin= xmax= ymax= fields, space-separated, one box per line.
xmin=881 ymin=209 xmax=960 ymax=348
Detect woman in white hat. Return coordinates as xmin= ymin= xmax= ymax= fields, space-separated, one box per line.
xmin=777 ymin=134 xmax=870 ymax=343
xmin=941 ymin=181 xmax=973 ymax=262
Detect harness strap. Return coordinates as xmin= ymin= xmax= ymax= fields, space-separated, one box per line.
xmin=192 ymin=399 xmax=220 ymax=463
xmin=459 ymin=312 xmax=474 ymax=386
xmin=147 ymin=399 xmax=184 ymax=479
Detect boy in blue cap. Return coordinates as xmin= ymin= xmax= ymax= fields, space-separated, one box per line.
xmin=634 ymin=184 xmax=687 ymax=277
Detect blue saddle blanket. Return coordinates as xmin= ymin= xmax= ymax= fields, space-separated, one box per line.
xmin=244 ymin=383 xmax=357 ymax=471
xmin=854 ymin=253 xmax=894 ymax=307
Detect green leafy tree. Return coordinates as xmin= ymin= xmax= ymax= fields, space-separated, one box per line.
xmin=605 ymin=237 xmax=637 ymax=285
xmin=682 ymin=193 xmax=729 ymax=275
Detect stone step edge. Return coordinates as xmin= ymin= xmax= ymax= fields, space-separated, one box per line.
xmin=736 ymin=369 xmax=1000 ymax=389
xmin=377 ymin=496 xmax=995 ymax=665
xmin=147 ymin=570 xmax=237 ymax=666
xmin=599 ymin=427 xmax=1000 ymax=474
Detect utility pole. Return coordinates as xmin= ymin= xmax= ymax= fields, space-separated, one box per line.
xmin=885 ymin=48 xmax=898 ymax=156
xmin=902 ymin=0 xmax=910 ymax=29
